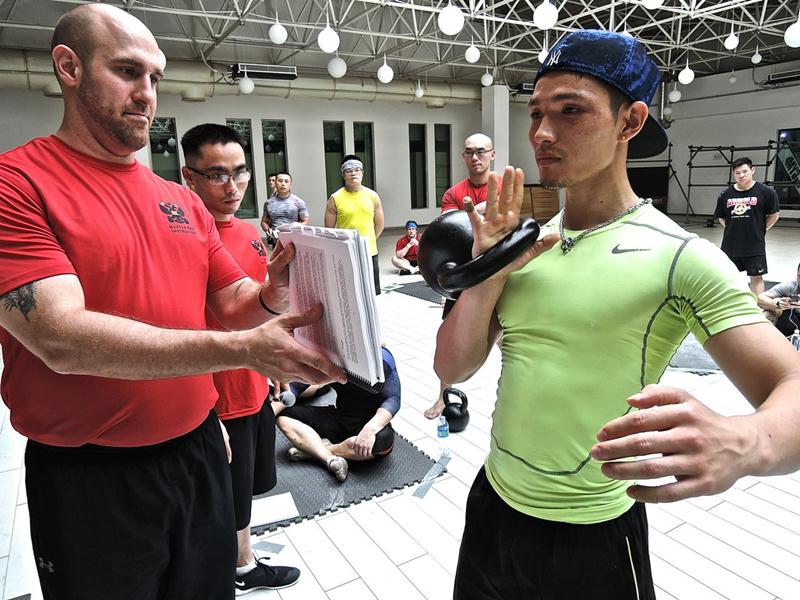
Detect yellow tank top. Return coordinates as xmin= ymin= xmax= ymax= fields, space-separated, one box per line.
xmin=331 ymin=186 xmax=378 ymax=255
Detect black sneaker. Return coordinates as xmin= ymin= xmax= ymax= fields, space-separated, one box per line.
xmin=234 ymin=558 xmax=300 ymax=595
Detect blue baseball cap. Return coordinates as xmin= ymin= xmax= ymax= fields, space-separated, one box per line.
xmin=533 ymin=29 xmax=668 ymax=159
xmin=405 ymin=220 xmax=418 ymax=229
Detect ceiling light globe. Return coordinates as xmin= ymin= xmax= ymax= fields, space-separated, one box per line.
xmin=678 ymin=66 xmax=695 ymax=85
xmin=438 ymin=3 xmax=465 ymax=36
xmin=327 ymin=56 xmax=347 ymax=79
xmin=377 ymin=63 xmax=394 ymax=84
xmin=751 ymin=50 xmax=763 ymax=64
xmin=238 ymin=76 xmax=255 ymax=94
xmin=785 ymin=20 xmax=800 ymax=48
xmin=538 ymin=48 xmax=549 ymax=63
xmin=317 ymin=26 xmax=340 ymax=53
xmin=662 ymin=105 xmax=673 ymax=118
xmin=414 ymin=83 xmax=424 ymax=98
xmin=533 ymin=1 xmax=558 ymax=30
xmin=724 ymin=32 xmax=739 ymax=50
xmin=668 ymin=88 xmax=681 ymax=103
xmin=480 ymin=71 xmax=494 ymax=87
xmin=728 ymin=73 xmax=737 ymax=84
xmin=465 ymin=45 xmax=480 ymax=64
xmin=269 ymin=22 xmax=288 ymax=45
xmin=642 ymin=0 xmax=664 ymax=9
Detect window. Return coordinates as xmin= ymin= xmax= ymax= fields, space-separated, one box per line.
xmin=409 ymin=124 xmax=428 ymax=209
xmin=149 ymin=117 xmax=180 ymax=183
xmin=262 ymin=120 xmax=287 ymax=180
xmin=353 ymin=122 xmax=375 ymax=190
xmin=434 ymin=124 xmax=451 ymax=207
xmin=226 ymin=119 xmax=257 ymax=218
xmin=775 ymin=128 xmax=800 ymax=209
xmin=323 ymin=121 xmax=345 ymax=197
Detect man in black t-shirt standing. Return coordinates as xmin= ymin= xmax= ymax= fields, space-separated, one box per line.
xmin=714 ymin=156 xmax=780 ymax=294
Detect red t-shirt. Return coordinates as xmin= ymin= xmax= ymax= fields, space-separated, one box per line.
xmin=395 ymin=235 xmax=419 ymax=262
xmin=0 ymin=136 xmax=246 ymax=447
xmin=207 ymin=219 xmax=270 ymax=420
xmin=440 ymin=177 xmax=501 ymax=212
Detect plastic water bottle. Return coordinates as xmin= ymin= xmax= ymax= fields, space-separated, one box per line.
xmin=436 ymin=415 xmax=450 ymax=458
xmin=791 ymin=329 xmax=800 ymax=351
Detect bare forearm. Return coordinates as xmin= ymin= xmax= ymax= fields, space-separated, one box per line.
xmin=206 ymin=278 xmax=286 ymax=331
xmin=361 ymin=408 xmax=393 ymax=434
xmin=748 ymin=375 xmax=800 ymax=476
xmin=718 ymin=218 xmax=726 ymax=228
xmin=434 ymin=279 xmax=504 ymax=383
xmin=766 ymin=213 xmax=780 ymax=230
xmin=37 ymin=308 xmax=249 ymax=379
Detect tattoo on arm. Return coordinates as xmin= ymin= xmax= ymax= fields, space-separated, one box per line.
xmin=2 ymin=282 xmax=38 ymax=322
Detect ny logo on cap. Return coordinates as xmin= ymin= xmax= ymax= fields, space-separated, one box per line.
xmin=546 ymin=49 xmax=562 ymax=66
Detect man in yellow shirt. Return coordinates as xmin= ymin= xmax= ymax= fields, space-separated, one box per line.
xmin=324 ymin=155 xmax=385 ymax=294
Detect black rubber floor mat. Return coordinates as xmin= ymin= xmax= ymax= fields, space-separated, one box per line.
xmin=252 ymin=430 xmax=438 ymax=533
xmin=391 ymin=280 xmax=444 ymax=305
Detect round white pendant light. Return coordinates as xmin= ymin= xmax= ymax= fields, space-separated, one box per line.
xmin=377 ymin=57 xmax=394 ymax=84
xmin=167 ymin=137 xmax=176 ymax=147
xmin=538 ymin=46 xmax=549 ymax=64
xmin=642 ymin=0 xmax=664 ymax=9
xmin=723 ymin=24 xmax=739 ymax=50
xmin=465 ymin=43 xmax=480 ymax=64
xmin=327 ymin=56 xmax=347 ymax=79
xmin=238 ymin=75 xmax=255 ymax=94
xmin=269 ymin=19 xmax=288 ymax=45
xmin=414 ymin=81 xmax=424 ymax=98
xmin=668 ymin=83 xmax=681 ymax=103
xmin=533 ymin=1 xmax=558 ymax=30
xmin=318 ymin=23 xmax=340 ymax=53
xmin=480 ymin=69 xmax=494 ymax=87
xmin=678 ymin=59 xmax=695 ymax=85
xmin=728 ymin=72 xmax=737 ymax=84
xmin=785 ymin=18 xmax=800 ymax=48
xmin=751 ymin=46 xmax=763 ymax=64
xmin=662 ymin=105 xmax=673 ymax=118
xmin=438 ymin=2 xmax=465 ymax=36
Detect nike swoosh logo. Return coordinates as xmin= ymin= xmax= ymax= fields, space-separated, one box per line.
xmin=611 ymin=244 xmax=651 ymax=254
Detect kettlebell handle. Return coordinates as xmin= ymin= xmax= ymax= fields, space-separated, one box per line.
xmin=443 ymin=387 xmax=468 ymax=410
xmin=437 ymin=218 xmax=540 ymax=296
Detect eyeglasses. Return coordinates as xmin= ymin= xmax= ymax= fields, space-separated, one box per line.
xmin=187 ymin=166 xmax=252 ymax=186
xmin=462 ymin=148 xmax=492 ymax=159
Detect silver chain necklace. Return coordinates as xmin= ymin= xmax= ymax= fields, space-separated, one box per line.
xmin=559 ymin=198 xmax=651 ymax=254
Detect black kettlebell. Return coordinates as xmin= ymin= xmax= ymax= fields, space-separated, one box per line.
xmin=417 ymin=210 xmax=539 ymax=300
xmin=442 ymin=388 xmax=470 ymax=433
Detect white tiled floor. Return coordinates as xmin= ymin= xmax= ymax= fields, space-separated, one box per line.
xmin=1 ymin=221 xmax=799 ymax=600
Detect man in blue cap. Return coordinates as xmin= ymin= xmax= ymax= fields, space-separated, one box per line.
xmin=391 ymin=220 xmax=421 ymax=274
xmin=435 ymin=30 xmax=800 ymax=599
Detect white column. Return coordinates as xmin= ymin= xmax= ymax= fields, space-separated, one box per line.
xmin=481 ymin=84 xmax=510 ymax=171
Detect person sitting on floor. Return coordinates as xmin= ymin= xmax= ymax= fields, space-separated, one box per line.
xmin=391 ymin=220 xmax=420 ymax=275
xmin=273 ymin=347 xmax=400 ymax=483
xmin=757 ymin=261 xmax=800 ymax=337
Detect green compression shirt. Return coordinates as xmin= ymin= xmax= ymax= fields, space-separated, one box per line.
xmin=486 ymin=203 xmax=765 ymax=524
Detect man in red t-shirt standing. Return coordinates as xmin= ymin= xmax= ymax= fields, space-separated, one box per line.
xmin=0 ymin=5 xmax=344 ymax=600
xmin=425 ymin=133 xmax=497 ymax=419
xmin=440 ymin=132 xmax=497 ymax=213
xmin=391 ymin=220 xmax=420 ymax=274
xmin=181 ymin=124 xmax=300 ymax=595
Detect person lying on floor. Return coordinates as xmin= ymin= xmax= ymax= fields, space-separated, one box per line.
xmin=273 ymin=347 xmax=400 ymax=483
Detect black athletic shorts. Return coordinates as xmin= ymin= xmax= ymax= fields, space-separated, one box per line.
xmin=279 ymin=404 xmax=394 ymax=455
xmin=454 ymin=468 xmax=655 ymax=600
xmin=25 ymin=411 xmax=237 ymax=600
xmin=223 ymin=402 xmax=277 ymax=531
xmin=730 ymin=254 xmax=768 ymax=277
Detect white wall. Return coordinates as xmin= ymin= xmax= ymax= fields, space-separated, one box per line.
xmin=663 ymin=59 xmax=800 ymax=217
